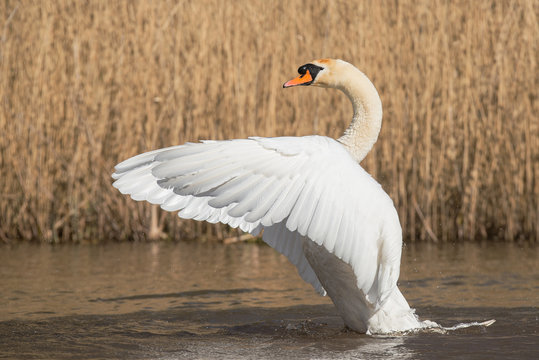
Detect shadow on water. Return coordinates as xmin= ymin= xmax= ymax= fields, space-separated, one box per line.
xmin=89 ymin=288 xmax=267 ymax=303
xmin=0 ymin=242 xmax=537 ymax=359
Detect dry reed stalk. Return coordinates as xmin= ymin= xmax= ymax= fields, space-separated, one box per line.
xmin=0 ymin=0 xmax=537 ymax=243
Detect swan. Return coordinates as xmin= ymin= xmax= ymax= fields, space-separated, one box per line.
xmin=112 ymin=59 xmax=433 ymax=334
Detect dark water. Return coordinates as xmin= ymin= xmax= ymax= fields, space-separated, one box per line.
xmin=0 ymin=241 xmax=537 ymax=359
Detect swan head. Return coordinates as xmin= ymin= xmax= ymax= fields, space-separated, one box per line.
xmin=283 ymin=58 xmax=350 ymax=89
xmin=283 ymin=59 xmax=383 ymax=163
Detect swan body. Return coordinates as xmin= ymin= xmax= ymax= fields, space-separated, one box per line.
xmin=113 ymin=59 xmax=431 ymax=334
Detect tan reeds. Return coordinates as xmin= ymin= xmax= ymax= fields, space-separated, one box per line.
xmin=0 ymin=1 xmax=537 ymax=243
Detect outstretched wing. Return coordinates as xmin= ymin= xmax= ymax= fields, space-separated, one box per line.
xmin=113 ymin=135 xmax=402 ymax=302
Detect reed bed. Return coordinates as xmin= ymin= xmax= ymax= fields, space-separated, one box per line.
xmin=0 ymin=0 xmax=537 ymax=243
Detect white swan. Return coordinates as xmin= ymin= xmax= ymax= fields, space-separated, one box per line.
xmin=112 ymin=59 xmax=433 ymax=334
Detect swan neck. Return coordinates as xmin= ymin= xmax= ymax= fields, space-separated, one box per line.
xmin=337 ymin=70 xmax=383 ymax=163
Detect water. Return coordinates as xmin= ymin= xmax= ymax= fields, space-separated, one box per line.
xmin=0 ymin=241 xmax=537 ymax=359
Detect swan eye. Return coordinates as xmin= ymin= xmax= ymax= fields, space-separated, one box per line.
xmin=297 ymin=64 xmax=324 ymax=80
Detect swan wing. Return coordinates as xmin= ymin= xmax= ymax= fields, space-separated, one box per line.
xmin=113 ymin=135 xmax=401 ymax=303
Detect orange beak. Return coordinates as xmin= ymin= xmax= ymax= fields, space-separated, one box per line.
xmin=283 ymin=70 xmax=313 ymax=88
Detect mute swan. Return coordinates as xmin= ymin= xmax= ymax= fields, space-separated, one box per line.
xmin=112 ymin=59 xmax=433 ymax=334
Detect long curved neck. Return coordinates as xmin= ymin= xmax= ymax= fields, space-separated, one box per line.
xmin=336 ymin=68 xmax=383 ymax=163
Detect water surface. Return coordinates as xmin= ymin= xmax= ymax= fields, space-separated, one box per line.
xmin=1 ymin=241 xmax=537 ymax=359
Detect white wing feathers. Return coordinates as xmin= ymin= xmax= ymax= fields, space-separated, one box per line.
xmin=113 ymin=135 xmax=402 ymax=302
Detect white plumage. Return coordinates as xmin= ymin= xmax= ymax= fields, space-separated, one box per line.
xmin=112 ymin=59 xmax=434 ymax=334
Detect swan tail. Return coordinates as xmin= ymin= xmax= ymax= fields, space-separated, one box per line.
xmin=367 ymin=287 xmax=435 ymax=334
xmin=366 ymin=288 xmax=495 ymax=335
